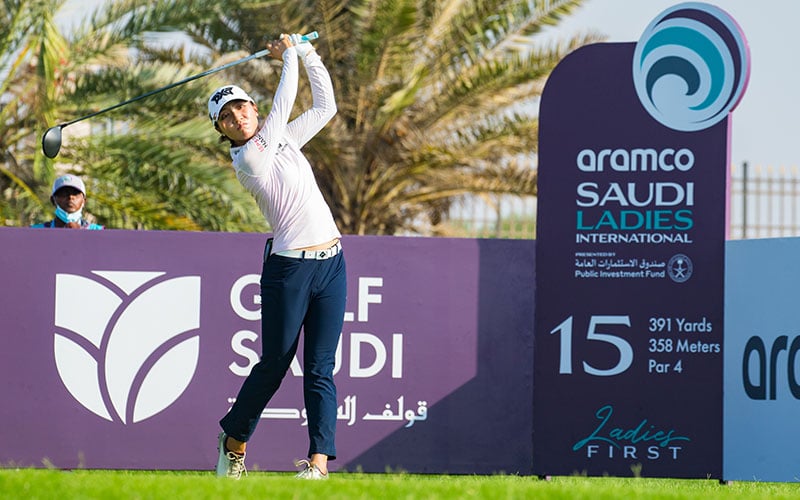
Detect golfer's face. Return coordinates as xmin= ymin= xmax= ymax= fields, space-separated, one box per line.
xmin=217 ymin=100 xmax=259 ymax=144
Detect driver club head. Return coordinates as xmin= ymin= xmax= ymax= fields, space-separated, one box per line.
xmin=42 ymin=126 xmax=63 ymax=159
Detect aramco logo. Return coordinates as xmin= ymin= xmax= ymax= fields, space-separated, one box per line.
xmin=632 ymin=2 xmax=750 ymax=132
xmin=53 ymin=271 xmax=201 ymax=424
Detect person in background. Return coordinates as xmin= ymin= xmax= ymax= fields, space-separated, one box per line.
xmin=209 ymin=33 xmax=345 ymax=481
xmin=31 ymin=174 xmax=103 ymax=230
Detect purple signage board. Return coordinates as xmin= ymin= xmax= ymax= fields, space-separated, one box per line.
xmin=0 ymin=228 xmax=534 ymax=474
xmin=533 ymin=3 xmax=749 ymax=479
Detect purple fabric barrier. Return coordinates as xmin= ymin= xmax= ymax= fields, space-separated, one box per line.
xmin=0 ymin=228 xmax=534 ymax=474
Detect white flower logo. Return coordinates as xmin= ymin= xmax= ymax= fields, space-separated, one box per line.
xmin=53 ymin=271 xmax=201 ymax=424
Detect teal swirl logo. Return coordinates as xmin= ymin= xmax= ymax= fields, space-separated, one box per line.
xmin=632 ymin=2 xmax=750 ymax=132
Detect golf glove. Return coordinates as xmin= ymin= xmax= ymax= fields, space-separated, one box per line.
xmin=288 ymin=33 xmax=315 ymax=60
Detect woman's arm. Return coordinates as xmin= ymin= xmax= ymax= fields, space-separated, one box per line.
xmin=259 ymin=40 xmax=300 ymax=152
xmin=235 ymin=41 xmax=300 ymax=178
xmin=286 ymin=49 xmax=337 ymax=148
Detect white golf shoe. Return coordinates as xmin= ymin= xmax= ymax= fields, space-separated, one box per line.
xmin=294 ymin=459 xmax=329 ymax=480
xmin=216 ymin=432 xmax=246 ymax=479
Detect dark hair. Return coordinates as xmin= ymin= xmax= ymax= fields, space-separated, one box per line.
xmin=214 ymin=123 xmax=235 ymax=146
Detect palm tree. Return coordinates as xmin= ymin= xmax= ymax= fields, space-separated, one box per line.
xmin=181 ymin=0 xmax=602 ymax=235
xmin=1 ymin=0 xmax=267 ymax=231
xmin=0 ymin=0 xmax=60 ymax=224
xmin=3 ymin=0 xmax=600 ymax=235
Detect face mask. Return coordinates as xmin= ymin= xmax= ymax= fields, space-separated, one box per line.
xmin=55 ymin=205 xmax=83 ymax=224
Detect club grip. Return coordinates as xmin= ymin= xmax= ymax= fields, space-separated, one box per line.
xmin=300 ymin=31 xmax=319 ymax=42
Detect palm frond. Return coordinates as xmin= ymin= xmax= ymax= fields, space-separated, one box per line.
xmin=2 ymin=0 xmax=597 ymax=235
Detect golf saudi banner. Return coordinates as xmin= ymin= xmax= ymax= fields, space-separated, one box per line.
xmin=532 ymin=3 xmax=749 ymax=478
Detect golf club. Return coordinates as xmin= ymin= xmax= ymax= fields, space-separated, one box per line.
xmin=42 ymin=31 xmax=319 ymax=159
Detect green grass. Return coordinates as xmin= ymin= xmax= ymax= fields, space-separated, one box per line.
xmin=1 ymin=469 xmax=800 ymax=499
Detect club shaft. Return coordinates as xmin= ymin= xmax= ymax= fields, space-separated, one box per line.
xmin=59 ymin=49 xmax=268 ymax=128
xmin=58 ymin=31 xmax=319 ymax=128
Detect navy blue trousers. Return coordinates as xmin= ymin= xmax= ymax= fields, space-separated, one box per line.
xmin=220 ymin=249 xmax=346 ymax=460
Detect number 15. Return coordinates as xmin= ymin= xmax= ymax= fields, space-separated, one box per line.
xmin=549 ymin=315 xmax=633 ymax=376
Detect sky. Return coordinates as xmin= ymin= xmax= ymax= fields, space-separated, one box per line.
xmin=59 ymin=0 xmax=795 ymax=168
xmin=543 ymin=0 xmax=797 ymax=168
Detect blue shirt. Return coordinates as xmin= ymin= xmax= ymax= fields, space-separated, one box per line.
xmin=31 ymin=220 xmax=104 ymax=230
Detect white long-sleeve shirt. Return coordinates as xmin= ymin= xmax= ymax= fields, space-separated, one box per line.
xmin=230 ymin=47 xmax=340 ymax=253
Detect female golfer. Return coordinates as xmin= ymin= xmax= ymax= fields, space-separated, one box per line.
xmin=209 ymin=33 xmax=345 ymax=480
